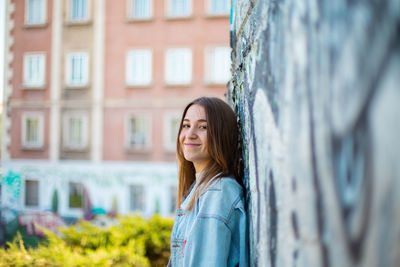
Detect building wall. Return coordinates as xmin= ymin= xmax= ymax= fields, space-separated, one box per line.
xmin=10 ymin=5 xmax=52 ymax=100
xmin=229 ymin=1 xmax=400 ymax=267
xmin=8 ymin=0 xmax=52 ymax=159
xmin=2 ymin=0 xmax=232 ymax=223
xmin=60 ymin=0 xmax=95 ymax=160
xmin=103 ymin=0 xmax=228 ymax=161
xmin=5 ymin=0 xmax=230 ymax=162
xmin=10 ymin=108 xmax=50 ymax=159
xmin=1 ymin=160 xmax=178 ymax=218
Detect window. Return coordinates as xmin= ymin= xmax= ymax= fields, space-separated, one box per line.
xmin=25 ymin=180 xmax=39 ymax=207
xmin=63 ymin=112 xmax=89 ymax=150
xmin=69 ymin=0 xmax=89 ymax=22
xmin=23 ymin=53 xmax=46 ymax=88
xmin=126 ymin=49 xmax=152 ymax=86
xmin=164 ymin=112 xmax=180 ymax=152
xmin=26 ymin=0 xmax=46 ymax=25
xmin=22 ymin=113 xmax=44 ymax=149
xmin=69 ymin=182 xmax=83 ymax=208
xmin=129 ymin=0 xmax=152 ymax=19
xmin=165 ymin=48 xmax=192 ymax=85
xmin=167 ymin=0 xmax=191 ymax=17
xmin=207 ymin=0 xmax=230 ymax=15
xmin=66 ymin=52 xmax=89 ymax=87
xmin=126 ymin=114 xmax=151 ymax=150
xmin=130 ymin=185 xmax=145 ymax=212
xmin=170 ymin=185 xmax=177 ymax=213
xmin=205 ymin=47 xmax=231 ymax=84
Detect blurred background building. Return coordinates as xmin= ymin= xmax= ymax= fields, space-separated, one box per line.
xmin=1 ymin=0 xmax=230 ymax=220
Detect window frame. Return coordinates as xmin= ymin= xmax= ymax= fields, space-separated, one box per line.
xmin=65 ymin=52 xmax=89 ymax=88
xmin=63 ymin=112 xmax=89 ymax=151
xmin=204 ymin=46 xmax=231 ymax=85
xmin=21 ymin=112 xmax=44 ymax=149
xmin=129 ymin=184 xmax=146 ymax=213
xmin=125 ymin=113 xmax=152 ymax=151
xmin=25 ymin=0 xmax=47 ymax=26
xmin=206 ymin=0 xmax=230 ymax=16
xmin=68 ymin=182 xmax=84 ymax=209
xmin=67 ymin=0 xmax=91 ymax=23
xmin=163 ymin=112 xmax=181 ymax=152
xmin=127 ymin=0 xmax=153 ymax=20
xmin=126 ymin=49 xmax=153 ymax=87
xmin=169 ymin=185 xmax=178 ymax=214
xmin=24 ymin=179 xmax=40 ymax=208
xmin=23 ymin=52 xmax=46 ymax=89
xmin=165 ymin=48 xmax=192 ymax=85
xmin=165 ymin=0 xmax=192 ymax=18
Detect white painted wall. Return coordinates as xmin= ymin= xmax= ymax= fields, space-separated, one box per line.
xmin=1 ymin=160 xmax=178 ymax=220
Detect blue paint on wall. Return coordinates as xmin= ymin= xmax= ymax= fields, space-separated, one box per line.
xmin=3 ymin=171 xmax=21 ymax=199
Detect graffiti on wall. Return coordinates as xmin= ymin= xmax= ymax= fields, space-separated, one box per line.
xmin=229 ymin=1 xmax=400 ymax=267
xmin=18 ymin=212 xmax=67 ymax=237
xmin=1 ymin=162 xmax=178 ymax=221
xmin=2 ymin=171 xmax=22 ymax=207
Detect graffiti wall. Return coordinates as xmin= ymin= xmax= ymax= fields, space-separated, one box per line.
xmin=18 ymin=212 xmax=67 ymax=237
xmin=1 ymin=161 xmax=178 ymax=220
xmin=228 ymin=1 xmax=400 ymax=267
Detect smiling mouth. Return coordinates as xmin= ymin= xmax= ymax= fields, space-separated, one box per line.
xmin=184 ymin=143 xmax=201 ymax=147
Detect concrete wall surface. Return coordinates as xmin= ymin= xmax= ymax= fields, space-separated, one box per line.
xmin=228 ymin=1 xmax=400 ymax=266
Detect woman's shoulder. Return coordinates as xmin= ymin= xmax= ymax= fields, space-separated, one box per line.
xmin=197 ymin=177 xmax=245 ymax=220
xmin=206 ymin=176 xmax=244 ymax=196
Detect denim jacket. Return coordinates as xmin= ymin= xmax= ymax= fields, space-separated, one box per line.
xmin=168 ymin=176 xmax=249 ymax=267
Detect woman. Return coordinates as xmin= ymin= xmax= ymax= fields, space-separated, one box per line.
xmin=168 ymin=97 xmax=249 ymax=267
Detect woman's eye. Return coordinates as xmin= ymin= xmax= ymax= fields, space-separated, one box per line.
xmin=199 ymin=125 xmax=207 ymax=129
xmin=182 ymin=124 xmax=190 ymax=128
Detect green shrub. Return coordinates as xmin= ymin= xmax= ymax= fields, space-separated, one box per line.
xmin=0 ymin=215 xmax=174 ymax=267
xmin=4 ymin=217 xmax=44 ymax=249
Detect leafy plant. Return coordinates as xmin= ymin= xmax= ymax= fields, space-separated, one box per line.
xmin=0 ymin=215 xmax=174 ymax=267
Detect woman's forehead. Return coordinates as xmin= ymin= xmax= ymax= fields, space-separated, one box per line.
xmin=184 ymin=105 xmax=207 ymax=121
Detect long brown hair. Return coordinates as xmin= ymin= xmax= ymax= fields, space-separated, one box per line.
xmin=176 ymin=97 xmax=243 ymax=211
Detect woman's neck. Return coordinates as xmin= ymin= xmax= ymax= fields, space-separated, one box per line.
xmin=195 ymin=171 xmax=204 ymax=182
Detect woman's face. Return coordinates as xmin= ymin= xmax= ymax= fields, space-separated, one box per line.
xmin=179 ymin=104 xmax=210 ymax=173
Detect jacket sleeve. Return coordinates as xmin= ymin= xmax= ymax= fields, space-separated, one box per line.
xmin=183 ymin=215 xmax=232 ymax=267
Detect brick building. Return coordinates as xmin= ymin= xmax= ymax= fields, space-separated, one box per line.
xmin=1 ymin=0 xmax=230 ymax=219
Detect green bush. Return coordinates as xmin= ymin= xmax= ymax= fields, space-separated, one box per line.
xmin=0 ymin=215 xmax=174 ymax=267
xmin=4 ymin=217 xmax=44 ymax=248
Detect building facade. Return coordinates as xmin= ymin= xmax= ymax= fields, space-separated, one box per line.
xmin=2 ymin=0 xmax=230 ymax=220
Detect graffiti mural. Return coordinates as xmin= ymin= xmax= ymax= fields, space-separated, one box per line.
xmin=1 ymin=161 xmax=178 ymax=221
xmin=18 ymin=212 xmax=66 ymax=237
xmin=2 ymin=171 xmax=22 ymax=208
xmin=228 ymin=1 xmax=400 ymax=267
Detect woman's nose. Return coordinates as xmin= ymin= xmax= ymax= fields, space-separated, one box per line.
xmin=187 ymin=127 xmax=197 ymax=138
